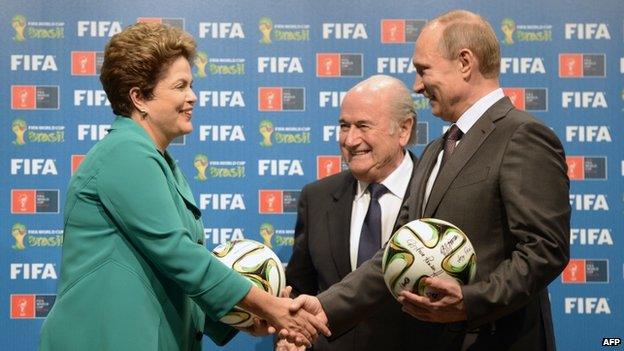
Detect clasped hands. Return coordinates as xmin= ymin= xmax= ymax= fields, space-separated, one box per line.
xmin=273 ymin=277 xmax=467 ymax=349
xmin=236 ymin=286 xmax=330 ymax=349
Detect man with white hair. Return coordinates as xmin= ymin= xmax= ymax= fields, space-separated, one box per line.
xmin=282 ymin=75 xmax=441 ymax=350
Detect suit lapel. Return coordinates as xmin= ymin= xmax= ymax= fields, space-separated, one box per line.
xmin=410 ymin=140 xmax=444 ymax=219
xmin=328 ymin=174 xmax=357 ymax=279
xmin=423 ymin=97 xmax=513 ymax=217
xmin=165 ymin=151 xmax=202 ymax=219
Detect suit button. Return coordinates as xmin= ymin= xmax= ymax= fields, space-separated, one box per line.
xmin=195 ymin=331 xmax=203 ymax=341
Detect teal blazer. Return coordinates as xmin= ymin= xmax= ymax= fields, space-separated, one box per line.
xmin=40 ymin=117 xmax=251 ymax=351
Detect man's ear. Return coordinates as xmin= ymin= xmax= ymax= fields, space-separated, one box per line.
xmin=398 ymin=116 xmax=414 ymax=146
xmin=458 ymin=48 xmax=475 ymax=77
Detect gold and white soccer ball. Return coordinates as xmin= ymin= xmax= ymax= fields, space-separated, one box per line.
xmin=212 ymin=239 xmax=286 ymax=327
xmin=382 ymin=218 xmax=477 ymax=300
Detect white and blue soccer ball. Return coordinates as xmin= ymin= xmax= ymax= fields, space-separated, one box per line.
xmin=212 ymin=239 xmax=285 ymax=327
xmin=382 ymin=218 xmax=477 ymax=300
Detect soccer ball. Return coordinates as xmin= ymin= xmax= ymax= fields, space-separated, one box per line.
xmin=212 ymin=239 xmax=286 ymax=327
xmin=382 ymin=218 xmax=477 ymax=300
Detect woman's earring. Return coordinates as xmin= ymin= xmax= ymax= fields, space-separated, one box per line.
xmin=140 ymin=110 xmax=148 ymax=119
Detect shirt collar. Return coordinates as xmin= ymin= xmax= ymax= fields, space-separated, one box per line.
xmin=355 ymin=151 xmax=413 ymax=200
xmin=455 ymin=88 xmax=504 ymax=134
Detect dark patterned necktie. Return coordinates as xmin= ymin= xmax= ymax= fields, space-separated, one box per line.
xmin=357 ymin=183 xmax=388 ymax=267
xmin=441 ymin=124 xmax=464 ymax=168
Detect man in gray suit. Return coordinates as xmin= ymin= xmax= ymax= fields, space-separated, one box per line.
xmin=280 ymin=75 xmax=441 ymax=351
xmin=286 ymin=10 xmax=570 ymax=351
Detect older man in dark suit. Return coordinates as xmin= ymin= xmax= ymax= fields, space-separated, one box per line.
xmin=286 ymin=10 xmax=570 ymax=351
xmin=281 ymin=75 xmax=440 ymax=351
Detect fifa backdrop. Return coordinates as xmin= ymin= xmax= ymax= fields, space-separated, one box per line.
xmin=1 ymin=0 xmax=622 ymax=349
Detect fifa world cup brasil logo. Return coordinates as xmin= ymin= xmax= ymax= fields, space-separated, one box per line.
xmin=258 ymin=17 xmax=273 ymax=44
xmin=194 ymin=154 xmax=209 ymax=181
xmin=259 ymin=222 xmax=275 ymax=248
xmin=501 ymin=18 xmax=516 ymax=45
xmin=12 ymin=119 xmax=27 ymax=145
xmin=259 ymin=119 xmax=274 ymax=147
xmin=12 ymin=14 xmax=27 ymax=42
xmin=194 ymin=51 xmax=208 ymax=78
xmin=12 ymin=223 xmax=27 ymax=250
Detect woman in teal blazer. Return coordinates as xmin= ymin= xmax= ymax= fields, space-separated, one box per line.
xmin=39 ymin=23 xmax=327 ymax=351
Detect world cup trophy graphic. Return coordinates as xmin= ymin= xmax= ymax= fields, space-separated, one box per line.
xmin=325 ymin=159 xmax=334 ymax=175
xmin=501 ymin=18 xmax=516 ymax=45
xmin=19 ymin=90 xmax=29 ymax=107
xmin=12 ymin=15 xmax=27 ymax=42
xmin=258 ymin=17 xmax=273 ymax=44
xmin=567 ymin=59 xmax=576 ymax=76
xmin=79 ymin=55 xmax=89 ymax=73
xmin=194 ymin=154 xmax=209 ymax=181
xmin=12 ymin=223 xmax=27 ymax=251
xmin=259 ymin=119 xmax=274 ymax=147
xmin=567 ymin=158 xmax=577 ymax=179
xmin=266 ymin=92 xmax=275 ymax=109
xmin=569 ymin=261 xmax=579 ymax=281
xmin=265 ymin=193 xmax=276 ymax=212
xmin=324 ymin=58 xmax=334 ymax=75
xmin=259 ymin=222 xmax=275 ymax=248
xmin=18 ymin=299 xmax=28 ymax=316
xmin=194 ymin=51 xmax=209 ymax=78
xmin=389 ymin=24 xmax=398 ymax=41
xmin=12 ymin=119 xmax=27 ymax=145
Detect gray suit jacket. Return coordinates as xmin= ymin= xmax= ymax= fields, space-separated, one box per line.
xmin=319 ymin=97 xmax=570 ymax=351
xmin=287 ymin=152 xmax=442 ymax=350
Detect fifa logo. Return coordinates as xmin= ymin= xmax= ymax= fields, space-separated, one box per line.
xmin=500 ymin=18 xmax=516 ymax=45
xmin=12 ymin=14 xmax=27 ymax=42
xmin=12 ymin=119 xmax=27 ymax=145
xmin=194 ymin=51 xmax=208 ymax=78
xmin=259 ymin=222 xmax=275 ymax=248
xmin=259 ymin=119 xmax=274 ymax=147
xmin=12 ymin=223 xmax=27 ymax=250
xmin=258 ymin=17 xmax=273 ymax=44
xmin=194 ymin=154 xmax=208 ymax=181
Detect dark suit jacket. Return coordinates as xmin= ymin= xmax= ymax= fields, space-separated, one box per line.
xmin=287 ymin=151 xmax=441 ymax=351
xmin=318 ymin=97 xmax=570 ymax=351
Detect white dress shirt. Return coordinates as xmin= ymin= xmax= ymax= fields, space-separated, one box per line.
xmin=349 ymin=151 xmax=413 ymax=271
xmin=423 ymin=88 xmax=505 ymax=213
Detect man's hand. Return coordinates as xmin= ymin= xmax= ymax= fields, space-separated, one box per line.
xmin=238 ymin=286 xmax=330 ymax=347
xmin=289 ymin=294 xmax=328 ymax=326
xmin=398 ymin=277 xmax=467 ymax=323
xmin=274 ymin=294 xmax=330 ymax=346
xmin=267 ymin=297 xmax=331 ymax=347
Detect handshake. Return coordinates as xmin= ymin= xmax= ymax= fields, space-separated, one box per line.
xmin=236 ymin=286 xmax=328 ymax=350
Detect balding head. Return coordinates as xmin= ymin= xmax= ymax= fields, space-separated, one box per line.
xmin=339 ymin=75 xmax=416 ymax=183
xmin=425 ymin=10 xmax=501 ymax=79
